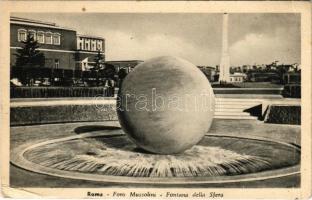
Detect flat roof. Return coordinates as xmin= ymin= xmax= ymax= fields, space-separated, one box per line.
xmin=77 ymin=34 xmax=104 ymax=40
xmin=11 ymin=17 xmax=105 ymax=40
xmin=230 ymin=73 xmax=247 ymax=77
xmin=11 ymin=17 xmax=56 ymax=26
xmin=106 ymin=60 xmax=144 ymax=63
xmin=10 ymin=16 xmax=76 ymax=31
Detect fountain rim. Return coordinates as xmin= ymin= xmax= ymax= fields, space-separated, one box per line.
xmin=11 ymin=131 xmax=300 ymax=185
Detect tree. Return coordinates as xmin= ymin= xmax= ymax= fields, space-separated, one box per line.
xmin=103 ymin=64 xmax=116 ymax=79
xmin=276 ymin=65 xmax=288 ymax=84
xmin=117 ymin=68 xmax=128 ymax=87
xmin=290 ymin=63 xmax=299 ymax=72
xmin=265 ymin=64 xmax=272 ymax=71
xmin=252 ymin=65 xmax=257 ymax=70
xmin=14 ymin=34 xmax=45 ymax=85
xmin=90 ymin=50 xmax=105 ymax=86
xmin=102 ymin=63 xmax=116 ymax=87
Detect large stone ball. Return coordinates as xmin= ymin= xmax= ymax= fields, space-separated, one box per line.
xmin=117 ymin=56 xmax=215 ymax=154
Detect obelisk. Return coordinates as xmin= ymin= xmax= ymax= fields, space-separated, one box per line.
xmin=219 ymin=13 xmax=230 ymax=83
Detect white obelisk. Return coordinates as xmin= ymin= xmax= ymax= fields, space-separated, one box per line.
xmin=219 ymin=13 xmax=230 ymax=83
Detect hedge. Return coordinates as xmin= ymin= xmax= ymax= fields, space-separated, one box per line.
xmin=265 ymin=105 xmax=301 ymax=125
xmin=11 ymin=87 xmax=114 ymax=98
xmin=11 ymin=104 xmax=117 ymax=126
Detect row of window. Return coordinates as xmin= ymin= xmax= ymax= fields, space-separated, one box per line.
xmin=77 ymin=38 xmax=103 ymax=52
xmin=230 ymin=77 xmax=243 ymax=82
xmin=18 ymin=29 xmax=61 ymax=45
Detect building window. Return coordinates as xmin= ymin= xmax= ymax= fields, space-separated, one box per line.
xmin=85 ymin=39 xmax=90 ymax=51
xmin=97 ymin=40 xmax=102 ymax=51
xmin=45 ymin=32 xmax=52 ymax=44
xmin=77 ymin=37 xmax=84 ymax=50
xmin=18 ymin=29 xmax=27 ymax=42
xmin=78 ymin=39 xmax=83 ymax=50
xmin=37 ymin=31 xmax=45 ymax=43
xmin=54 ymin=59 xmax=59 ymax=69
xmin=52 ymin=33 xmax=61 ymax=45
xmin=28 ymin=30 xmax=36 ymax=40
xmin=91 ymin=40 xmax=97 ymax=51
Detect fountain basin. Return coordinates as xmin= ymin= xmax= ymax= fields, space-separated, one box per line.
xmin=11 ymin=125 xmax=300 ymax=185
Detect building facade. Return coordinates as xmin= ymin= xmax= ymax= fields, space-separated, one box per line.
xmin=76 ymin=34 xmax=105 ymax=71
xmin=229 ymin=72 xmax=246 ymax=83
xmin=10 ymin=17 xmax=105 ymax=72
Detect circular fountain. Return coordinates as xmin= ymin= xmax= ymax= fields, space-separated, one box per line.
xmin=11 ymin=125 xmax=300 ymax=184
xmin=11 ymin=56 xmax=300 ymax=186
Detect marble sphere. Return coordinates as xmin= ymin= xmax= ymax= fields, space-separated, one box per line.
xmin=117 ymin=56 xmax=215 ymax=154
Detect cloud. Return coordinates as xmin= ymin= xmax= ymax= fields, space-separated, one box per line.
xmin=104 ymin=30 xmax=220 ymax=66
xmin=229 ymin=32 xmax=300 ymax=66
xmin=12 ymin=13 xmax=301 ymax=66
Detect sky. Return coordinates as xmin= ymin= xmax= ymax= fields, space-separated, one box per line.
xmin=12 ymin=13 xmax=301 ymax=66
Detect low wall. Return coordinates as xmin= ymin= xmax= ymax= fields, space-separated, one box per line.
xmin=10 ymin=98 xmax=301 ymax=126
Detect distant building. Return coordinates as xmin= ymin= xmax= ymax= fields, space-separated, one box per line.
xmin=258 ymin=64 xmax=266 ymax=70
xmin=270 ymin=65 xmax=277 ymax=70
xmin=229 ymin=72 xmax=246 ymax=83
xmin=10 ymin=17 xmax=105 ymax=71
